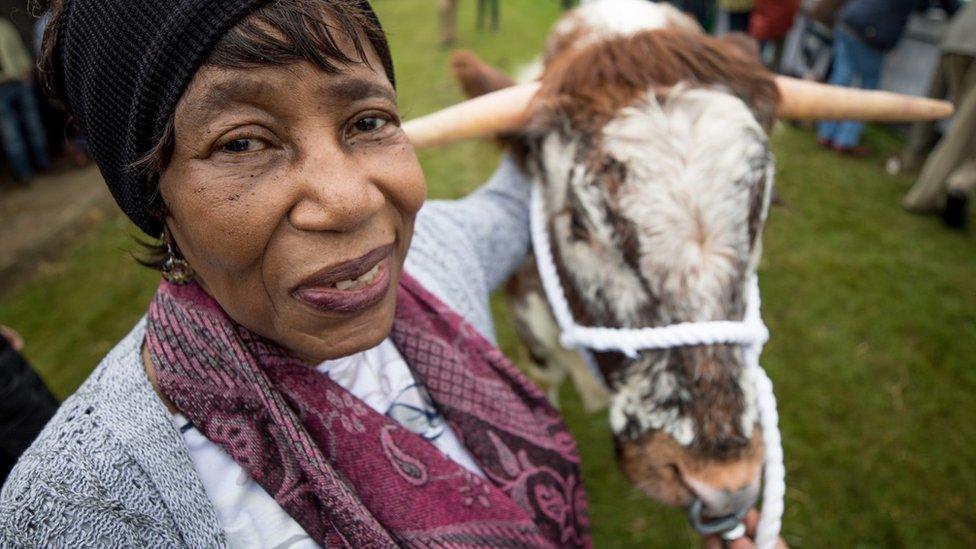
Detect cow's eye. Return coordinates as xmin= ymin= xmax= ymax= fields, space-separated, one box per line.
xmin=570 ymin=211 xmax=589 ymax=241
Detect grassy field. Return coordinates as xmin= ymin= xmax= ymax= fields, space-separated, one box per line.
xmin=2 ymin=1 xmax=975 ymax=546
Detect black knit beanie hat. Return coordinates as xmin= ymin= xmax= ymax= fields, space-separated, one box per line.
xmin=51 ymin=0 xmax=388 ymax=237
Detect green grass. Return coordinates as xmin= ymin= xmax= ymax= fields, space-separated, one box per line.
xmin=2 ymin=1 xmax=975 ymax=545
xmin=0 ymin=212 xmax=159 ymax=397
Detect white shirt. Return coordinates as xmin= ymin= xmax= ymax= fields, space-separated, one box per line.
xmin=171 ymin=338 xmax=483 ymax=549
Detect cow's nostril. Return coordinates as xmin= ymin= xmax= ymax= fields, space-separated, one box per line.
xmin=664 ymin=462 xmax=681 ymax=480
xmin=681 ymin=471 xmax=760 ymax=518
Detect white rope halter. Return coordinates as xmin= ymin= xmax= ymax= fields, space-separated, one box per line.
xmin=530 ymin=183 xmax=785 ymax=548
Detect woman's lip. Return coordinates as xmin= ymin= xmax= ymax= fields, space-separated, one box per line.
xmin=294 ymin=244 xmax=394 ymax=291
xmin=291 ymin=245 xmax=394 ymax=314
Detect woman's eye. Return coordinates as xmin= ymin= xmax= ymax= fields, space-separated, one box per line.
xmin=352 ymin=116 xmax=388 ymax=134
xmin=221 ymin=138 xmax=266 ymax=154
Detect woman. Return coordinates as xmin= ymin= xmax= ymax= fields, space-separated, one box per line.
xmin=719 ymin=0 xmax=755 ymax=33
xmin=1 ymin=0 xmax=781 ymax=546
xmin=0 ymin=0 xmax=587 ymax=546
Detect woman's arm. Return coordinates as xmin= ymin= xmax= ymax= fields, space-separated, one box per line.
xmin=424 ymin=155 xmax=532 ymax=292
xmin=405 ymin=156 xmax=531 ymax=342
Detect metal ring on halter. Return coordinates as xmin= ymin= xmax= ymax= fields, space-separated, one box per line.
xmin=722 ymin=522 xmax=748 ymax=543
xmin=687 ymin=499 xmax=750 ymax=537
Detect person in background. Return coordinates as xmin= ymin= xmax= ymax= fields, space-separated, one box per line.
xmin=778 ymin=0 xmax=847 ymax=131
xmin=665 ymin=0 xmax=716 ymax=30
xmin=900 ymin=0 xmax=976 ymax=228
xmin=720 ymin=0 xmax=755 ymax=32
xmin=440 ymin=0 xmax=459 ymax=46
xmin=0 ymin=325 xmax=59 ymax=485
xmin=477 ymin=0 xmax=500 ymax=33
xmin=817 ymin=0 xmax=959 ymax=156
xmin=0 ymin=16 xmax=50 ymax=184
xmin=749 ymin=0 xmax=801 ymax=71
xmin=808 ymin=0 xmax=848 ymax=31
xmin=797 ymin=0 xmax=849 ymax=81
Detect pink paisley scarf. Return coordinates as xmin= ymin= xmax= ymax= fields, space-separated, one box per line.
xmin=146 ymin=273 xmax=590 ymax=548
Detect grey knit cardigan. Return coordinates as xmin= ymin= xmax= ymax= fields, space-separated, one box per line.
xmin=0 ymin=159 xmax=531 ymax=548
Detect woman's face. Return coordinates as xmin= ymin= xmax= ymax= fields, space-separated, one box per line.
xmin=159 ymin=51 xmax=426 ymax=363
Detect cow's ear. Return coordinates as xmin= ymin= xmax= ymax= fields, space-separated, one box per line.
xmin=448 ymin=50 xmax=532 ymax=166
xmin=450 ymin=50 xmax=516 ymax=99
xmin=709 ymin=33 xmax=778 ymax=133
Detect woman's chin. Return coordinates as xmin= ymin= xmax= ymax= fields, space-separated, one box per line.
xmin=287 ymin=289 xmax=399 ymax=364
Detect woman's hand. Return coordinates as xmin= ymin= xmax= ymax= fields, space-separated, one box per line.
xmin=1 ymin=325 xmax=24 ymax=352
xmin=702 ymin=510 xmax=788 ymax=549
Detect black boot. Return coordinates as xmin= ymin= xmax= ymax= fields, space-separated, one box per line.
xmin=941 ymin=189 xmax=969 ymax=229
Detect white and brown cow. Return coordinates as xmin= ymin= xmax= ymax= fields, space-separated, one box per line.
xmin=452 ymin=0 xmax=779 ymax=520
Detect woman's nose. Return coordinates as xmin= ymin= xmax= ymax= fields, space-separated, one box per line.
xmin=288 ymin=163 xmax=386 ymax=233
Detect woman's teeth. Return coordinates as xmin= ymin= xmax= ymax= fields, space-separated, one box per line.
xmin=333 ymin=263 xmax=381 ymax=291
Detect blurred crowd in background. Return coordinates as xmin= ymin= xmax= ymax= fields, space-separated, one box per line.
xmin=0 ymin=1 xmax=88 ymax=188
xmin=703 ymin=0 xmax=975 ymax=229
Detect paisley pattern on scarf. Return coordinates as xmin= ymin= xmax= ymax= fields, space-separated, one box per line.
xmin=146 ymin=274 xmax=590 ymax=548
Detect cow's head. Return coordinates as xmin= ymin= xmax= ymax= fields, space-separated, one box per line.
xmin=536 ymin=81 xmax=774 ymax=513
xmin=534 ymin=2 xmax=778 ymax=518
xmin=454 ymin=0 xmax=779 ymax=519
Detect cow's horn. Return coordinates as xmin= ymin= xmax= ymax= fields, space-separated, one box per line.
xmin=774 ymin=75 xmax=953 ymax=122
xmin=403 ymin=80 xmax=953 ymax=149
xmin=403 ymin=82 xmax=540 ymax=149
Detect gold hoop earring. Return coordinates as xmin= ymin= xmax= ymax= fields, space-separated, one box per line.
xmin=161 ymin=234 xmax=194 ymax=285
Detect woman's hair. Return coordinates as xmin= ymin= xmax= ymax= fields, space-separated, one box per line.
xmin=38 ymin=0 xmax=395 ymax=268
xmin=134 ymin=0 xmax=396 ymax=176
